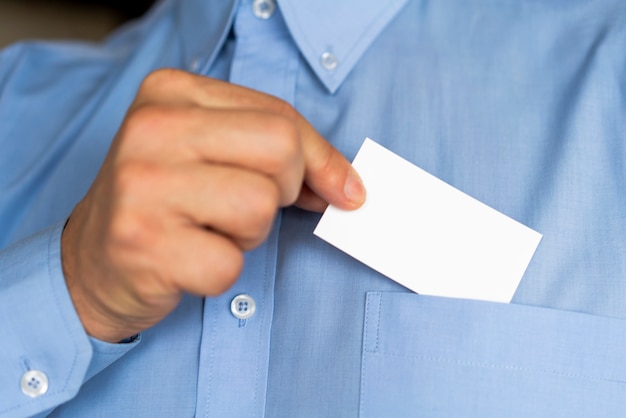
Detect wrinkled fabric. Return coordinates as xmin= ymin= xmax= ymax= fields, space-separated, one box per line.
xmin=1 ymin=0 xmax=625 ymax=416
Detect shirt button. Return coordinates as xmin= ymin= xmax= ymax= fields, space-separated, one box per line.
xmin=20 ymin=370 xmax=49 ymax=398
xmin=188 ymin=57 xmax=201 ymax=72
xmin=320 ymin=52 xmax=339 ymax=71
xmin=230 ymin=294 xmax=256 ymax=320
xmin=252 ymin=0 xmax=276 ymax=19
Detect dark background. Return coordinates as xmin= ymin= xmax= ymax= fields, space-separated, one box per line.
xmin=45 ymin=0 xmax=155 ymax=19
xmin=0 ymin=0 xmax=157 ymax=47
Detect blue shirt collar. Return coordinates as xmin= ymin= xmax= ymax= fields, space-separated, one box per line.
xmin=175 ymin=0 xmax=408 ymax=93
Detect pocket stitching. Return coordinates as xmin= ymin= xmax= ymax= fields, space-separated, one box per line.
xmin=363 ymin=292 xmax=383 ymax=354
xmin=366 ymin=351 xmax=626 ymax=385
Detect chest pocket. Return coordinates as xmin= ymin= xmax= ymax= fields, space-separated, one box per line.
xmin=360 ymin=292 xmax=626 ymax=417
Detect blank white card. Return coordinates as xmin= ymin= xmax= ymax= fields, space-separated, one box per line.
xmin=314 ymin=138 xmax=542 ymax=303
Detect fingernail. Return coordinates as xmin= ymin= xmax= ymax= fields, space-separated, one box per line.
xmin=344 ymin=168 xmax=366 ymax=206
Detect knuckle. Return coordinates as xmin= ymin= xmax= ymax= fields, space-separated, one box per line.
xmin=309 ymin=142 xmax=335 ymax=178
xmin=273 ymin=120 xmax=301 ymax=157
xmin=121 ymin=104 xmax=197 ymax=153
xmin=140 ymin=68 xmax=188 ymax=93
xmin=263 ymin=112 xmax=296 ymax=137
xmin=113 ymin=160 xmax=163 ymax=197
xmin=107 ymin=207 xmax=155 ymax=253
xmin=123 ymin=104 xmax=169 ymax=140
xmin=271 ymin=98 xmax=299 ymax=122
xmin=107 ymin=162 xmax=166 ymax=246
xmin=207 ymin=246 xmax=244 ymax=295
xmin=245 ymin=179 xmax=280 ymax=228
xmin=226 ymin=176 xmax=279 ymax=247
xmin=261 ymin=115 xmax=302 ymax=169
xmin=198 ymin=76 xmax=225 ymax=96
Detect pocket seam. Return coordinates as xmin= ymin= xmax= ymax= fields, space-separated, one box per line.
xmin=363 ymin=292 xmax=383 ymax=354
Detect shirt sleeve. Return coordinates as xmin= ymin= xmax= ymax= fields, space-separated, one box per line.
xmin=0 ymin=221 xmax=140 ymax=418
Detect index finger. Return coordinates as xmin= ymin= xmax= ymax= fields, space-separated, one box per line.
xmin=139 ymin=70 xmax=366 ymax=210
xmin=191 ymin=75 xmax=367 ymax=210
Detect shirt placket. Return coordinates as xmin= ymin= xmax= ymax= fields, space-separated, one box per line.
xmin=194 ymin=0 xmax=299 ymax=416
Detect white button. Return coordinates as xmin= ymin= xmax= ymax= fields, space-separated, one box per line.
xmin=252 ymin=0 xmax=276 ymax=19
xmin=231 ymin=294 xmax=256 ymax=320
xmin=20 ymin=370 xmax=49 ymax=398
xmin=320 ymin=52 xmax=338 ymax=71
xmin=189 ymin=57 xmax=201 ymax=72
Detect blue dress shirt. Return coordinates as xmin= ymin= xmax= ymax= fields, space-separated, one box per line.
xmin=1 ymin=0 xmax=625 ymax=416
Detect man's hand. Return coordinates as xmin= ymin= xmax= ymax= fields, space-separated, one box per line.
xmin=61 ymin=69 xmax=365 ymax=343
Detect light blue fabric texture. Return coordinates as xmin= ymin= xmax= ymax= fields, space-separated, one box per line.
xmin=1 ymin=0 xmax=625 ymax=416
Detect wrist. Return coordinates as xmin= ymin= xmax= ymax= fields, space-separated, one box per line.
xmin=61 ymin=212 xmax=139 ymax=343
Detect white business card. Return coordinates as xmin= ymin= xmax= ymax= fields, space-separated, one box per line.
xmin=314 ymin=138 xmax=542 ymax=303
